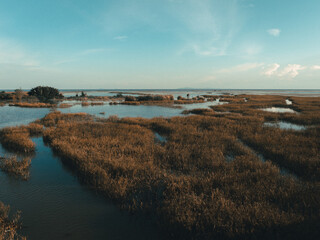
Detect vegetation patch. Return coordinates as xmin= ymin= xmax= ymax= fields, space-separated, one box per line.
xmin=0 ymin=156 xmax=31 ymax=180
xmin=9 ymin=102 xmax=55 ymax=108
xmin=181 ymin=108 xmax=214 ymax=115
xmin=35 ymin=108 xmax=319 ymax=240
xmin=0 ymin=126 xmax=35 ymax=153
xmin=0 ymin=202 xmax=25 ymax=240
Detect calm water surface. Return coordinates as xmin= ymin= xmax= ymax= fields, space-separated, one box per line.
xmin=263 ymin=121 xmax=306 ymax=131
xmin=0 ymin=138 xmax=163 ymax=240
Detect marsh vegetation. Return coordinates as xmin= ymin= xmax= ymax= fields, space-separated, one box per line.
xmin=35 ymin=93 xmax=320 ymax=239
xmin=0 ymin=202 xmax=25 ymax=240
xmin=0 ymin=156 xmax=31 ymax=180
xmin=0 ymin=93 xmax=319 ymax=239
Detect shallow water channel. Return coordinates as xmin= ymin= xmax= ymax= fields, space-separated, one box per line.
xmin=0 ymin=138 xmax=164 ymax=240
xmin=260 ymin=107 xmax=297 ymax=114
xmin=0 ymin=101 xmax=225 ymax=239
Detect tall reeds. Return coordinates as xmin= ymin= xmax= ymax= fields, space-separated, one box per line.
xmin=0 ymin=202 xmax=25 ymax=240
xmin=38 ymin=109 xmax=320 ymax=239
xmin=9 ymin=102 xmax=55 ymax=108
xmin=0 ymin=127 xmax=35 ymax=153
xmin=0 ymin=156 xmax=31 ymax=180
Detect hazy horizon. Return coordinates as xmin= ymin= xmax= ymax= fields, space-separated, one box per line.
xmin=0 ymin=0 xmax=319 ymax=89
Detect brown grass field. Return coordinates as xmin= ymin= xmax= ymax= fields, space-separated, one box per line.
xmin=0 ymin=156 xmax=31 ymax=180
xmin=8 ymin=102 xmax=56 ymax=108
xmin=0 ymin=202 xmax=25 ymax=240
xmin=1 ymin=95 xmax=319 ymax=239
xmin=0 ymin=126 xmax=36 ymax=153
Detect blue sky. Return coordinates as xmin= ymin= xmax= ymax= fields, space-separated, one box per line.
xmin=0 ymin=0 xmax=319 ymax=89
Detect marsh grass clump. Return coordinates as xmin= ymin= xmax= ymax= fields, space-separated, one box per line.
xmin=181 ymin=108 xmax=214 ymax=115
xmin=38 ymin=110 xmax=320 ymax=240
xmin=0 ymin=202 xmax=25 ymax=240
xmin=9 ymin=102 xmax=56 ymax=108
xmin=58 ymin=103 xmax=73 ymax=108
xmin=0 ymin=127 xmax=35 ymax=153
xmin=81 ymin=102 xmax=90 ymax=107
xmin=39 ymin=111 xmax=93 ymax=127
xmin=0 ymin=156 xmax=31 ymax=180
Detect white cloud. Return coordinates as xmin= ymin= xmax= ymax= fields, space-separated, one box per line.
xmin=263 ymin=63 xmax=280 ymax=76
xmin=267 ymin=28 xmax=281 ymax=37
xmin=311 ymin=65 xmax=320 ymax=70
xmin=262 ymin=63 xmax=305 ymax=78
xmin=114 ymin=35 xmax=128 ymax=41
xmin=278 ymin=64 xmax=306 ymax=78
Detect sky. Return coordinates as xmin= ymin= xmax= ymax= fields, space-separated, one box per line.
xmin=0 ymin=0 xmax=319 ymax=89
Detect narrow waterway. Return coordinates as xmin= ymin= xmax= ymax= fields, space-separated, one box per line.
xmin=0 ymin=137 xmax=164 ymax=240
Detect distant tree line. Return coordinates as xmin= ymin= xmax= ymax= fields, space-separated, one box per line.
xmin=0 ymin=86 xmax=63 ymax=102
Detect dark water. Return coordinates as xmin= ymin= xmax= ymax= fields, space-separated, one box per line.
xmin=0 ymin=138 xmax=163 ymax=240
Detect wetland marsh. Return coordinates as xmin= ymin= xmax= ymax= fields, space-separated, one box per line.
xmin=0 ymin=90 xmax=319 ymax=239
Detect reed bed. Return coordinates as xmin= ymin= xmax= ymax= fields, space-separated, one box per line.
xmin=0 ymin=127 xmax=35 ymax=153
xmin=67 ymin=96 xmax=110 ymax=101
xmin=36 ymin=108 xmax=320 ymax=239
xmin=58 ymin=103 xmax=73 ymax=108
xmin=80 ymin=101 xmax=104 ymax=106
xmin=9 ymin=102 xmax=55 ymax=108
xmin=0 ymin=156 xmax=31 ymax=180
xmin=181 ymin=108 xmax=214 ymax=115
xmin=0 ymin=202 xmax=25 ymax=240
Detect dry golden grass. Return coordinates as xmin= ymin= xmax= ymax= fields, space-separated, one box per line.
xmin=0 ymin=202 xmax=25 ymax=240
xmin=36 ymin=107 xmax=320 ymax=239
xmin=81 ymin=102 xmax=90 ymax=107
xmin=89 ymin=102 xmax=104 ymax=106
xmin=0 ymin=127 xmax=35 ymax=153
xmin=0 ymin=156 xmax=31 ymax=180
xmin=9 ymin=102 xmax=55 ymax=108
xmin=2 ymin=95 xmax=318 ymax=239
xmin=174 ymin=99 xmax=205 ymax=104
xmin=81 ymin=101 xmax=105 ymax=107
xmin=58 ymin=103 xmax=73 ymax=108
xmin=181 ymin=108 xmax=214 ymax=115
xmin=120 ymin=95 xmax=205 ymax=107
xmin=67 ymin=96 xmax=110 ymax=101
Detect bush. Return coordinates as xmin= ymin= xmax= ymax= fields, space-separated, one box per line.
xmin=125 ymin=96 xmax=137 ymax=101
xmin=28 ymin=86 xmax=63 ymax=102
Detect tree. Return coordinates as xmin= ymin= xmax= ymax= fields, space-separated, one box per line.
xmin=28 ymin=86 xmax=63 ymax=102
